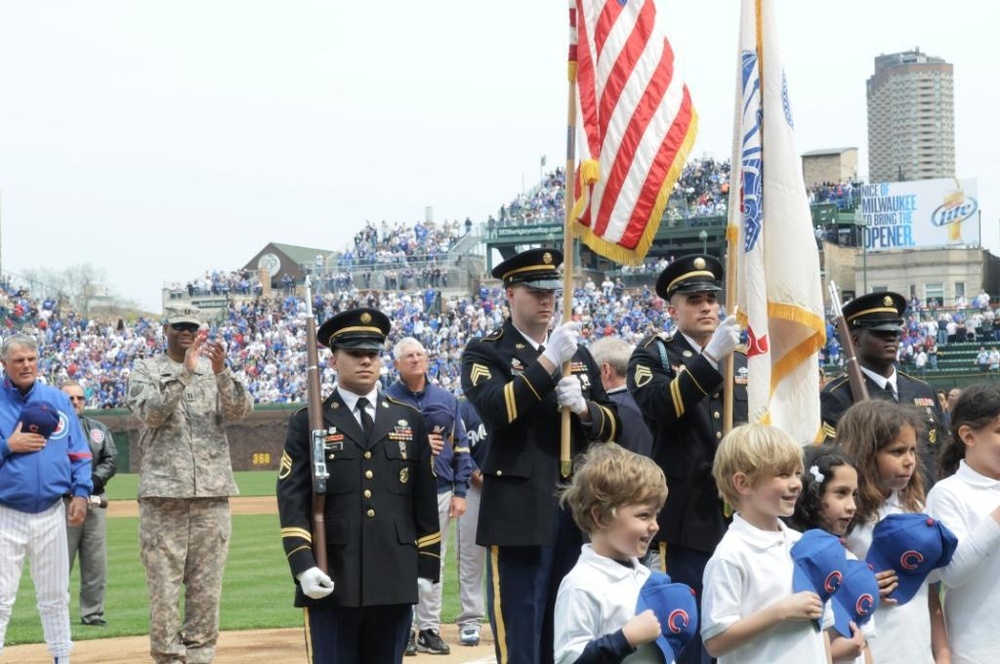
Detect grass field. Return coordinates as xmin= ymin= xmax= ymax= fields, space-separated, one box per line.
xmin=6 ymin=472 xmax=467 ymax=645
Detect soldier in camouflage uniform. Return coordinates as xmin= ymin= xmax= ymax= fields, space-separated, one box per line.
xmin=126 ymin=306 xmax=253 ymax=664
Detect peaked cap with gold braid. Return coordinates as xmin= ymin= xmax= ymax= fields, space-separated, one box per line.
xmin=491 ymin=248 xmax=564 ymax=290
xmin=316 ymin=307 xmax=391 ymax=350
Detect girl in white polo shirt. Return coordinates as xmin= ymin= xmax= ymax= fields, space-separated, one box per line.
xmin=835 ymin=400 xmax=943 ymax=664
xmin=926 ymin=384 xmax=1000 ymax=664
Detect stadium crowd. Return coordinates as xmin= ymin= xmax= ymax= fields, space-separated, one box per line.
xmin=0 ymin=272 xmax=678 ymax=408
xmin=4 ymin=221 xmax=999 ymax=410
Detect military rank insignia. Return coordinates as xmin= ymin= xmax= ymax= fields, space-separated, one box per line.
xmin=634 ymin=365 xmax=653 ymax=388
xmin=278 ymin=450 xmax=292 ymax=480
xmin=399 ymin=468 xmax=409 ymax=484
xmin=735 ymin=367 xmax=749 ymax=385
xmin=469 ymin=363 xmax=492 ymax=386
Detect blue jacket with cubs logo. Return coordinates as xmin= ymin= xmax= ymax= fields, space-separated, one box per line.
xmin=0 ymin=378 xmax=93 ymax=512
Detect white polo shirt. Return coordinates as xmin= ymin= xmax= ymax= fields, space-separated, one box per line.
xmin=701 ymin=514 xmax=830 ymax=664
xmin=554 ymin=544 xmax=664 ymax=664
xmin=844 ymin=492 xmax=933 ymax=664
xmin=926 ymin=461 xmax=1000 ymax=664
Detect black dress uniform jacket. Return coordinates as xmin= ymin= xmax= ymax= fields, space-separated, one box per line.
xmin=461 ymin=320 xmax=620 ymax=547
xmin=627 ymin=332 xmax=749 ymax=554
xmin=277 ymin=390 xmax=441 ymax=608
xmin=820 ymin=370 xmax=946 ymax=485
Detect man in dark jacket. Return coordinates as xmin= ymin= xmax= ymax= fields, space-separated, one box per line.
xmin=61 ymin=381 xmax=118 ymax=628
xmin=277 ymin=308 xmax=440 ymax=663
xmin=461 ymin=248 xmax=619 ymax=664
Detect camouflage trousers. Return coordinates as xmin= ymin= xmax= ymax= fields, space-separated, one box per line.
xmin=139 ymin=497 xmax=231 ymax=664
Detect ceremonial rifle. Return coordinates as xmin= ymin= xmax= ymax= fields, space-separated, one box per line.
xmin=304 ymin=277 xmax=330 ymax=572
xmin=828 ymin=281 xmax=869 ymax=402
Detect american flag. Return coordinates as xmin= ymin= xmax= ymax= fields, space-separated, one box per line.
xmin=570 ymin=0 xmax=697 ymax=264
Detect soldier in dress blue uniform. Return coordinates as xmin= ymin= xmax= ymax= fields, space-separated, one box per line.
xmin=820 ymin=291 xmax=946 ymax=486
xmin=277 ymin=308 xmax=441 ymax=664
xmin=626 ymin=254 xmax=746 ymax=664
xmin=460 ymin=248 xmax=620 ymax=664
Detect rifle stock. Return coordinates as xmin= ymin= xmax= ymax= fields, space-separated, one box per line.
xmin=304 ymin=278 xmax=330 ymax=572
xmin=828 ymin=281 xmax=869 ymax=403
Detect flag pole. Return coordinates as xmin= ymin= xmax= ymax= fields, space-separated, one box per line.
xmin=724 ymin=0 xmax=764 ymax=434
xmin=560 ymin=0 xmax=580 ymax=479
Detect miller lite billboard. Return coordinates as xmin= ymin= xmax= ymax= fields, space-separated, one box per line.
xmin=857 ymin=178 xmax=979 ymax=252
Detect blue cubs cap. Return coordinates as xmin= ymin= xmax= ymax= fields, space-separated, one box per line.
xmin=791 ymin=529 xmax=848 ymax=629
xmin=866 ymin=513 xmax=958 ymax=604
xmin=19 ymin=404 xmax=60 ymax=438
xmin=831 ymin=559 xmax=879 ymax=637
xmin=635 ymin=571 xmax=698 ymax=663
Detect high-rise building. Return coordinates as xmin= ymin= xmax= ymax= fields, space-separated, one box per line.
xmin=866 ymin=48 xmax=955 ymax=183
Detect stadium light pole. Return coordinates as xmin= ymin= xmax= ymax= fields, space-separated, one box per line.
xmin=699 ymin=229 xmax=707 ymax=254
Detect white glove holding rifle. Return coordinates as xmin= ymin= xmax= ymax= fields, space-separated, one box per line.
xmin=298 ymin=567 xmax=335 ymax=599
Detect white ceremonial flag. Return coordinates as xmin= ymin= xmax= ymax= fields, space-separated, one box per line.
xmin=727 ymin=0 xmax=826 ymax=444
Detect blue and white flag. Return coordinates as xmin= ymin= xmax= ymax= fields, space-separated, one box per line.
xmin=727 ymin=0 xmax=826 ymax=444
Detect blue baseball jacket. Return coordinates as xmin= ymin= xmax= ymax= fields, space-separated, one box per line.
xmin=0 ymin=378 xmax=93 ymax=512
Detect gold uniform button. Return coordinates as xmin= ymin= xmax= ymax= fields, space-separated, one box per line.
xmin=364 ymin=451 xmax=372 ymax=459
xmin=716 ymin=431 xmax=723 ymax=440
xmin=367 ymin=509 xmax=375 ymax=518
xmin=496 ymin=470 xmax=503 ymax=476
xmin=364 ymin=489 xmax=372 ymax=498
xmin=365 ymin=470 xmax=374 ymax=479
xmin=713 ymin=412 xmax=720 ymax=419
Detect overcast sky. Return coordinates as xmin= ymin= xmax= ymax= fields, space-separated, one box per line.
xmin=0 ymin=1 xmax=996 ymax=313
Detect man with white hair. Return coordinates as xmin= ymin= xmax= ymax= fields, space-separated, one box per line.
xmin=385 ymin=336 xmax=473 ymax=655
xmin=0 ymin=334 xmax=93 ymax=663
xmin=588 ymin=336 xmax=653 ymax=457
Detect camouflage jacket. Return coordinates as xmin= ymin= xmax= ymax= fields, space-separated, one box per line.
xmin=127 ymin=354 xmax=253 ymax=498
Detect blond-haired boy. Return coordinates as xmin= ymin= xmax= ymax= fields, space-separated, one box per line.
xmin=555 ymin=443 xmax=686 ymax=663
xmin=701 ymin=424 xmax=832 ymax=664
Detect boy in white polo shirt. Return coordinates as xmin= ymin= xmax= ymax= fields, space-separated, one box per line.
xmin=701 ymin=424 xmax=833 ymax=664
xmin=555 ymin=443 xmax=697 ymax=663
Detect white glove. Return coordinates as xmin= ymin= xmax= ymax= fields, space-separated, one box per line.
xmin=418 ymin=577 xmax=434 ymax=595
xmin=556 ymin=376 xmax=588 ymax=415
xmin=703 ymin=315 xmax=740 ymax=362
xmin=541 ymin=321 xmax=582 ymax=367
xmin=297 ymin=566 xmax=335 ymax=600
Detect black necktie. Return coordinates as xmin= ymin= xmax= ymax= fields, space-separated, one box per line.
xmin=884 ymin=384 xmax=897 ymax=402
xmin=357 ymin=397 xmax=374 ymax=438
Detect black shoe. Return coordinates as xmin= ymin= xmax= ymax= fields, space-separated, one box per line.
xmin=417 ymin=629 xmax=451 ymax=655
xmin=404 ymin=631 xmax=417 ymax=657
xmin=81 ymin=617 xmax=108 ymax=626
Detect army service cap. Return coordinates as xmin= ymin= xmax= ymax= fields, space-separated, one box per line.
xmin=492 ymin=248 xmax=563 ymax=290
xmin=841 ymin=292 xmax=906 ymax=332
xmin=164 ymin=305 xmax=203 ymax=326
xmin=317 ymin=308 xmax=391 ymax=350
xmin=655 ymin=254 xmax=723 ymax=300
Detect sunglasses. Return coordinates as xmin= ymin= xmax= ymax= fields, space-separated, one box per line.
xmin=170 ymin=322 xmax=200 ymax=333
